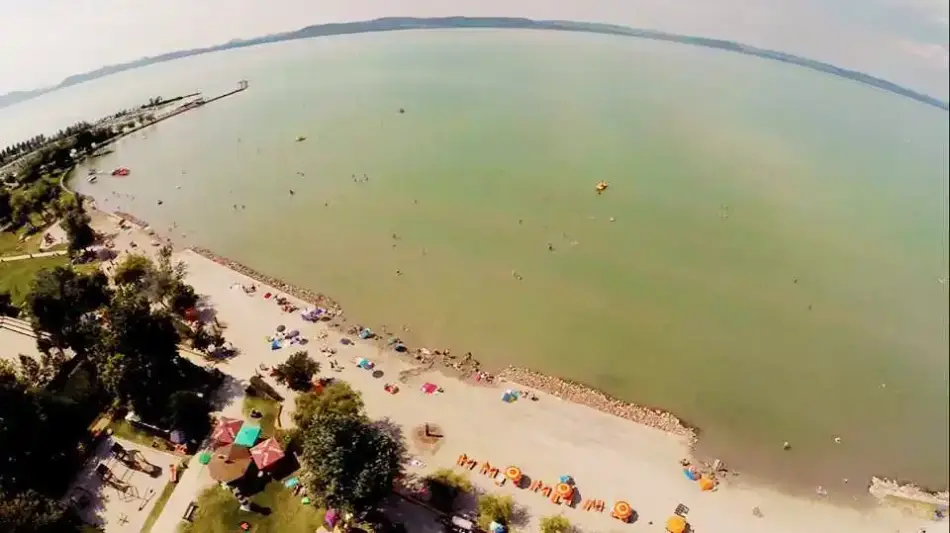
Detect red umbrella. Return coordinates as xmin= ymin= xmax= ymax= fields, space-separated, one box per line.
xmin=250 ymin=437 xmax=285 ymax=470
xmin=211 ymin=417 xmax=243 ymax=445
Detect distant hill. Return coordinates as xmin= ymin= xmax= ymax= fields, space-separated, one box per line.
xmin=2 ymin=16 xmax=947 ymax=111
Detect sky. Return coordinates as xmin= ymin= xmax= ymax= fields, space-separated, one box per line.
xmin=0 ymin=0 xmax=948 ymax=98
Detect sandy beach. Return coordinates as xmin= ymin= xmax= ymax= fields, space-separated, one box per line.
xmin=87 ymin=210 xmax=945 ymax=533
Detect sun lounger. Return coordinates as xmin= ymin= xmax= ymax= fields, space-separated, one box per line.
xmin=457 ymin=454 xmax=468 ymax=466
xmin=465 ymin=459 xmax=477 ymax=470
xmin=488 ymin=468 xmax=499 ymax=478
xmin=480 ymin=463 xmax=492 ymax=475
xmin=494 ymin=475 xmax=506 ymax=487
xmin=550 ymin=492 xmax=561 ymax=504
xmin=530 ymin=480 xmax=542 ymax=492
xmin=541 ymin=486 xmax=552 ymax=497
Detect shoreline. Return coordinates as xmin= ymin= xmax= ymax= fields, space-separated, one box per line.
xmin=109 ymin=209 xmax=699 ymax=443
xmin=98 ymin=206 xmax=947 ymax=518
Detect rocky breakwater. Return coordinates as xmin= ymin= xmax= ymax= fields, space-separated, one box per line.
xmin=187 ymin=246 xmax=344 ymax=316
xmin=500 ymin=366 xmax=698 ymax=445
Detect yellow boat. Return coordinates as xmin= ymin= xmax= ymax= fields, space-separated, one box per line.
xmin=595 ymin=181 xmax=609 ymax=193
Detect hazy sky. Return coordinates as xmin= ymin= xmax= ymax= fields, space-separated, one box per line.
xmin=1 ymin=0 xmax=947 ymax=98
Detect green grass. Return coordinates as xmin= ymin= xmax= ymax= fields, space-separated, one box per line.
xmin=0 ymin=255 xmax=69 ymax=305
xmin=179 ymin=481 xmax=325 ymax=533
xmin=0 ymin=230 xmax=45 ymax=256
xmin=243 ymin=395 xmax=282 ymax=438
xmin=141 ymin=480 xmax=178 ymax=533
xmin=108 ymin=419 xmax=164 ymax=449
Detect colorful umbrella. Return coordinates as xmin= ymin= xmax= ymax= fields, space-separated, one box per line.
xmin=250 ymin=437 xmax=285 ymax=470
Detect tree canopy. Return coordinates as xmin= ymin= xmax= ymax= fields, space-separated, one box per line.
xmin=300 ymin=411 xmax=405 ymax=513
xmin=293 ymin=381 xmax=364 ymax=431
xmin=25 ymin=266 xmax=111 ymax=355
xmin=273 ymin=350 xmax=319 ymax=392
xmin=0 ymin=489 xmax=85 ymax=533
xmin=58 ymin=196 xmax=95 ymax=253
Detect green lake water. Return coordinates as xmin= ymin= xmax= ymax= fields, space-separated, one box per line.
xmin=3 ymin=29 xmax=947 ymax=498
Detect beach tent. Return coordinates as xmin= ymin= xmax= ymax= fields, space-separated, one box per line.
xmin=211 ymin=417 xmax=244 ymax=445
xmin=250 ymin=438 xmax=285 ymax=470
xmin=421 ymin=382 xmax=438 ymax=395
xmin=234 ymin=424 xmax=262 ymax=448
xmin=270 ymin=340 xmax=282 ymax=350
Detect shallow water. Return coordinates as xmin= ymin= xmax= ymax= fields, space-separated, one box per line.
xmin=5 ymin=29 xmax=947 ymax=496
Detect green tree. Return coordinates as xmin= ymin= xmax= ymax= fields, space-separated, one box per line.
xmin=97 ymin=289 xmax=182 ymax=420
xmin=476 ymin=493 xmax=514 ymax=530
xmin=26 ymin=266 xmax=111 ymax=356
xmin=112 ymin=254 xmax=153 ymax=286
xmin=0 ymin=490 xmax=85 ymax=533
xmin=540 ymin=514 xmax=573 ymax=533
xmin=0 ymin=290 xmax=18 ymax=317
xmin=0 ymin=188 xmax=11 ymax=223
xmin=300 ymin=411 xmax=405 ymax=513
xmin=425 ymin=468 xmax=472 ymax=513
xmin=165 ymin=391 xmax=212 ymax=443
xmin=273 ymin=351 xmax=320 ymax=392
xmin=59 ymin=196 xmax=95 ymax=253
xmin=293 ymin=381 xmax=364 ymax=431
xmin=168 ymin=281 xmax=198 ymax=316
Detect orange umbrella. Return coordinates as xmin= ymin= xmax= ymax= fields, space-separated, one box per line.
xmin=666 ymin=515 xmax=687 ymax=533
xmin=555 ymin=483 xmax=574 ymax=499
xmin=612 ymin=501 xmax=633 ymax=521
xmin=505 ymin=466 xmax=522 ymax=484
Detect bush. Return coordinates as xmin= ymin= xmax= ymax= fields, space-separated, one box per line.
xmin=272 ymin=351 xmax=319 ymax=392
xmin=540 ymin=514 xmax=573 ymax=533
xmin=425 ymin=468 xmax=472 ymax=512
xmin=292 ymin=381 xmax=363 ymax=430
xmin=476 ymin=493 xmax=514 ymax=530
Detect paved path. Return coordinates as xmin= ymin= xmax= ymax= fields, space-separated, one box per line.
xmin=0 ymin=249 xmax=67 ymax=262
xmin=149 ymin=453 xmax=215 ymax=533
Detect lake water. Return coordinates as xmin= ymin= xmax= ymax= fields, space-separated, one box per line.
xmin=3 ymin=29 xmax=947 ymax=498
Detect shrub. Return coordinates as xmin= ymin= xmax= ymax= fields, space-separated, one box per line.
xmin=540 ymin=514 xmax=573 ymax=533
xmin=425 ymin=468 xmax=472 ymax=512
xmin=476 ymin=493 xmax=514 ymax=530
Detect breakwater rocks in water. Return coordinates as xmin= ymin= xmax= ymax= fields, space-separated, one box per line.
xmin=187 ymin=246 xmax=344 ymax=314
xmin=500 ymin=366 xmax=698 ymax=444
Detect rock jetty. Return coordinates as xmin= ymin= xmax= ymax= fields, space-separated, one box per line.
xmin=500 ymin=366 xmax=698 ymax=444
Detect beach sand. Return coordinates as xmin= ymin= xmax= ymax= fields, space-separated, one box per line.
xmin=91 ymin=212 xmax=944 ymax=533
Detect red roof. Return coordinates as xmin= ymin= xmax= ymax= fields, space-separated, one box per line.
xmin=211 ymin=417 xmax=243 ymax=445
xmin=250 ymin=437 xmax=285 ymax=470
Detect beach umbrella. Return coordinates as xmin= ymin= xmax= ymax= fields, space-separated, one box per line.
xmin=611 ymin=501 xmax=633 ymax=522
xmin=250 ymin=437 xmax=285 ymax=470
xmin=198 ymin=451 xmax=212 ymax=465
xmin=559 ymin=474 xmax=573 ymax=484
xmin=170 ymin=430 xmax=186 ymax=444
xmin=211 ymin=417 xmax=244 ymax=445
xmin=666 ymin=515 xmax=687 ymax=533
xmin=555 ymin=482 xmax=574 ymax=500
xmin=504 ymin=466 xmax=522 ymax=484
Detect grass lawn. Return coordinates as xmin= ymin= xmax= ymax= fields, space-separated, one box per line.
xmin=0 ymin=254 xmax=69 ymax=305
xmin=141 ymin=480 xmax=178 ymax=533
xmin=243 ymin=395 xmax=282 ymax=437
xmin=179 ymin=481 xmax=325 ymax=533
xmin=0 ymin=231 xmax=44 ymax=256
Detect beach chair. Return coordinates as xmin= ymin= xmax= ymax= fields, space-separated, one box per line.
xmin=529 ymin=480 xmax=542 ymax=492
xmin=494 ymin=475 xmax=506 ymax=487
xmin=465 ymin=459 xmax=478 ymax=470
xmin=541 ymin=485 xmax=552 ymax=497
xmin=480 ymin=462 xmax=492 ymax=475
xmin=550 ymin=492 xmax=561 ymax=504
xmin=595 ymin=500 xmax=605 ymax=512
xmin=583 ymin=499 xmax=594 ymax=511
xmin=457 ymin=454 xmax=468 ymax=466
xmin=489 ymin=467 xmax=499 ymax=478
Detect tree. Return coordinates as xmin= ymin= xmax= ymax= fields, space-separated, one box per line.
xmin=540 ymin=515 xmax=573 ymax=533
xmin=0 ymin=381 xmax=90 ymax=496
xmin=300 ymin=411 xmax=405 ymax=513
xmin=97 ymin=289 xmax=182 ymax=420
xmin=112 ymin=254 xmax=153 ymax=286
xmin=26 ymin=266 xmax=111 ymax=356
xmin=0 ymin=188 xmax=11 ymax=223
xmin=165 ymin=391 xmax=212 ymax=443
xmin=293 ymin=381 xmax=364 ymax=431
xmin=0 ymin=490 xmax=84 ymax=533
xmin=476 ymin=493 xmax=514 ymax=530
xmin=0 ymin=290 xmax=18 ymax=317
xmin=425 ymin=468 xmax=472 ymax=513
xmin=273 ymin=351 xmax=320 ymax=392
xmin=168 ymin=281 xmax=198 ymax=316
xmin=59 ymin=196 xmax=95 ymax=253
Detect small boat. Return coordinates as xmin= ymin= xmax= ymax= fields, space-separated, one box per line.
xmin=86 ymin=175 xmax=98 ymax=183
xmin=112 ymin=167 xmax=130 ymax=177
xmin=595 ymin=181 xmax=609 ymax=193
xmin=295 ymin=136 xmax=307 ymax=142
xmin=87 ymin=168 xmax=99 ymax=175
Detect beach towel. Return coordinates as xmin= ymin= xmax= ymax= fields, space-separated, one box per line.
xmin=421 ymin=382 xmax=438 ymax=395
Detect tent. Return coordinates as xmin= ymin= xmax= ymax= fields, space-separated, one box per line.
xmin=211 ymin=418 xmax=244 ymax=445
xmin=234 ymin=424 xmax=262 ymax=448
xmin=250 ymin=438 xmax=285 ymax=470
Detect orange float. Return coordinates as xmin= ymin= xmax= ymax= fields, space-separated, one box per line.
xmin=699 ymin=476 xmax=716 ymax=491
xmin=505 ymin=466 xmax=523 ymax=484
xmin=555 ymin=482 xmax=574 ymax=500
xmin=611 ymin=501 xmax=633 ymax=522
